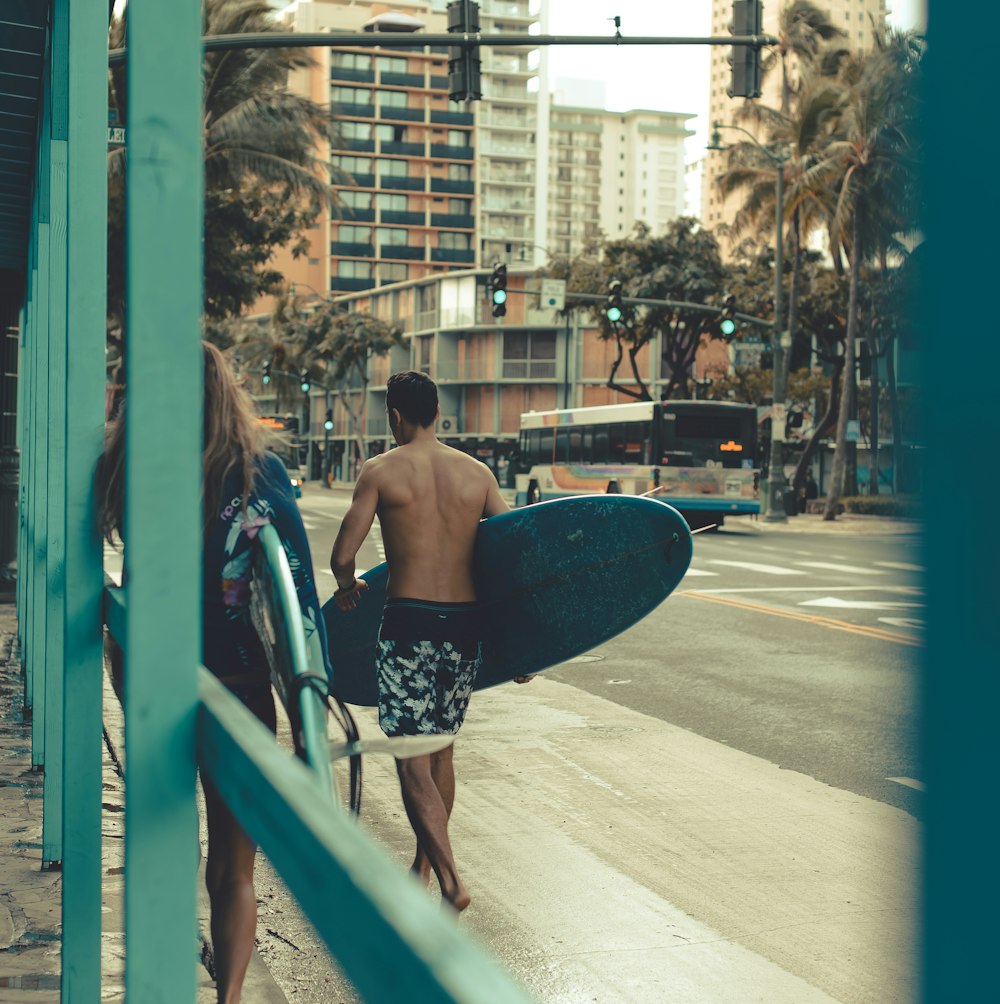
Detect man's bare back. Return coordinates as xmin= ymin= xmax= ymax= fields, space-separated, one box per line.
xmin=330 ymin=417 xmax=507 ymax=606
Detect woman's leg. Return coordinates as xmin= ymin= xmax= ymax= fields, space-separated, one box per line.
xmin=203 ymin=687 xmax=276 ymax=1004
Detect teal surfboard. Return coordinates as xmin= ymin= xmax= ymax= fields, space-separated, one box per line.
xmin=323 ymin=494 xmax=692 ymax=707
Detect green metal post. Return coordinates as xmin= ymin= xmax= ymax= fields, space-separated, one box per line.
xmin=29 ymin=94 xmax=50 ymax=766
xmin=125 ymin=1 xmax=203 ymax=997
xmin=60 ymin=0 xmax=110 ymax=996
xmin=42 ymin=0 xmax=69 ymax=865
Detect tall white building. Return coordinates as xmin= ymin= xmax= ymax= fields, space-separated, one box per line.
xmin=701 ymin=0 xmax=888 ymax=258
xmin=545 ymin=105 xmax=694 ymax=258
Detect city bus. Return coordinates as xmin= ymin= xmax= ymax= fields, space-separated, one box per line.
xmin=514 ymin=400 xmax=760 ymax=527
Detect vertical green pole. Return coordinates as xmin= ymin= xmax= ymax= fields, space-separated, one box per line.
xmin=29 ymin=92 xmax=51 ymax=767
xmin=920 ymin=5 xmax=995 ymax=999
xmin=125 ymin=1 xmax=203 ymax=998
xmin=42 ymin=0 xmax=70 ymax=868
xmin=60 ymin=1 xmax=109 ymax=997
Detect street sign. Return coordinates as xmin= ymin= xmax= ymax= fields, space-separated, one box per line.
xmin=540 ymin=278 xmax=566 ymax=311
xmin=846 ymin=419 xmax=860 ymax=442
xmin=107 ymin=126 xmax=126 ymax=146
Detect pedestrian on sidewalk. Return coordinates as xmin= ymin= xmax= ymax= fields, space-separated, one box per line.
xmin=97 ymin=341 xmax=331 ymax=1004
xmin=330 ymin=370 xmax=529 ymax=912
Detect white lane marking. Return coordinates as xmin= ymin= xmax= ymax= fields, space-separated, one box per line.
xmin=887 ymin=776 xmax=925 ymax=792
xmin=708 ymin=560 xmax=805 ymax=576
xmin=299 ymin=518 xmax=318 ymax=530
xmin=878 ymin=616 xmax=925 ymax=630
xmin=795 ymin=561 xmax=885 ymax=575
xmin=875 ymin=561 xmax=925 ymax=573
xmin=799 ymin=597 xmax=923 ymax=611
xmin=683 ymin=568 xmax=720 ymax=577
xmin=692 ymin=585 xmax=923 ymax=595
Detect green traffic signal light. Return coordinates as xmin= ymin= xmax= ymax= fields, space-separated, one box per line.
xmin=606 ymin=278 xmax=624 ymax=324
xmin=607 ymin=305 xmax=623 ymax=323
xmin=720 ymin=317 xmax=736 ymax=336
xmin=492 ymin=288 xmax=507 ymax=305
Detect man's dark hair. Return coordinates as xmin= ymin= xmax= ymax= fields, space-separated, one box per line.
xmin=386 ymin=370 xmax=438 ymax=428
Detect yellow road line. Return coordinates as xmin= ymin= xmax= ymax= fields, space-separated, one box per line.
xmin=680 ymin=590 xmax=923 ymax=648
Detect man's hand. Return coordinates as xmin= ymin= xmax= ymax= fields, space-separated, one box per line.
xmin=334 ymin=578 xmax=368 ymax=612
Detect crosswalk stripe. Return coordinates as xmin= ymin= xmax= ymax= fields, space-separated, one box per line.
xmin=708 ymin=560 xmax=805 ymax=576
xmin=683 ymin=568 xmax=719 ymax=577
xmin=875 ymin=561 xmax=924 ymax=573
xmin=795 ymin=561 xmax=885 ymax=575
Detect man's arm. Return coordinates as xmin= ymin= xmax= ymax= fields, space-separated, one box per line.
xmin=483 ymin=469 xmax=509 ymax=519
xmin=330 ymin=461 xmax=379 ymax=610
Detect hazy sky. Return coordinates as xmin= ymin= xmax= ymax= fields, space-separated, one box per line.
xmin=545 ymin=1 xmax=927 ymax=162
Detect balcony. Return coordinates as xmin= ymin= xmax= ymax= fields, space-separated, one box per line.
xmin=338 ymin=207 xmax=375 ymax=223
xmin=380 ymin=244 xmax=424 ymax=260
xmin=380 ymin=141 xmax=424 ymax=157
xmin=341 ymin=139 xmax=375 ymax=153
xmin=429 ymin=75 xmax=449 ymax=90
xmin=430 ymin=247 xmax=475 ymax=264
xmin=380 ymin=71 xmax=425 ymax=88
xmin=331 ymin=241 xmax=375 ymax=257
xmin=333 ymin=102 xmax=375 ymax=119
xmin=380 ymin=174 xmax=425 ymax=192
xmin=430 ymin=110 xmax=474 ymax=126
xmin=379 ymin=105 xmax=425 ymax=122
xmin=431 ymin=213 xmax=475 ymax=229
xmin=330 ymin=67 xmax=375 ymax=84
xmin=330 ymin=276 xmax=376 ymax=292
xmin=430 ymin=143 xmax=474 ymax=160
xmin=380 ymin=210 xmax=424 ymax=225
xmin=430 ymin=178 xmax=475 ymax=195
xmin=337 ymin=172 xmax=374 ymax=189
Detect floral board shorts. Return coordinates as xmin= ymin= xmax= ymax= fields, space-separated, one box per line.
xmin=375 ymin=599 xmax=483 ymax=737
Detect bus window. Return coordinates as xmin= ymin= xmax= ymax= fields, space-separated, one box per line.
xmin=610 ymin=429 xmax=627 ymax=462
xmin=568 ymin=429 xmax=583 ymax=462
xmin=555 ymin=427 xmax=571 ymax=462
xmin=581 ymin=427 xmax=593 ymax=463
xmin=623 ymin=422 xmax=648 ymax=463
xmin=593 ymin=426 xmax=609 ymax=463
xmin=539 ymin=427 xmax=554 ymax=462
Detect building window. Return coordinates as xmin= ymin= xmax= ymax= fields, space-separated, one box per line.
xmin=332 ymin=86 xmax=371 ymax=105
xmin=338 ymin=260 xmax=372 ymax=279
xmin=379 ymin=263 xmax=408 ymax=283
xmin=338 ymin=225 xmax=371 ymax=242
xmin=502 ymin=331 xmax=557 ymax=379
xmin=377 ymin=55 xmax=408 ymax=73
xmin=377 ymin=193 xmax=408 ymax=211
xmin=447 ymin=130 xmax=470 ymax=147
xmin=448 ymin=198 xmax=471 ymax=214
xmin=439 ymin=231 xmax=471 ymax=250
xmin=377 ymin=158 xmax=408 ymax=177
xmin=332 ymin=52 xmax=372 ymax=71
xmin=448 ymin=163 xmax=472 ymax=181
xmin=377 ymin=89 xmax=408 ymax=107
xmin=335 ymin=155 xmax=373 ymax=173
xmin=341 ymin=121 xmax=372 ymax=140
xmin=376 ymin=227 xmax=407 ymax=245
xmin=340 ymin=190 xmax=372 ymax=209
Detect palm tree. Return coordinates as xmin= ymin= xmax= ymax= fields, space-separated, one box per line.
xmin=809 ymin=29 xmax=923 ymax=518
xmin=107 ymin=0 xmax=343 ymax=323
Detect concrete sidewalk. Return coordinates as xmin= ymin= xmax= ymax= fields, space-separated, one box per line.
xmin=0 ymin=599 xmax=287 ymax=1003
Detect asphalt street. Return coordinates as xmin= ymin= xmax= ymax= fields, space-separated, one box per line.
xmin=245 ymin=488 xmax=921 ymax=1004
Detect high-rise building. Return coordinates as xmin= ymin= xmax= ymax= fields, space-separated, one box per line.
xmin=271 ymin=0 xmax=548 ymax=296
xmin=701 ymin=0 xmax=888 ymax=258
xmin=546 ymin=104 xmax=693 ymax=258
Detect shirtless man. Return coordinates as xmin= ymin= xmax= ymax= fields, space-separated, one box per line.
xmin=330 ymin=371 xmax=509 ymax=911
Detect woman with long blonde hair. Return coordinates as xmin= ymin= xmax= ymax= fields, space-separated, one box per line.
xmin=98 ymin=341 xmax=330 ymax=1004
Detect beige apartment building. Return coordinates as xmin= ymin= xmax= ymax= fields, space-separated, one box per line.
xmin=272 ymin=0 xmax=548 ymax=297
xmin=546 ymin=105 xmax=694 ymax=258
xmin=701 ymin=0 xmax=888 ymax=258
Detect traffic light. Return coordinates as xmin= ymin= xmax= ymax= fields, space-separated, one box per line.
xmin=719 ymin=294 xmax=737 ymax=336
xmin=606 ymin=279 xmax=624 ymax=324
xmin=300 ymin=369 xmax=311 ymax=394
xmin=324 ymin=408 xmax=334 ymax=432
xmin=728 ymin=0 xmax=762 ymax=100
xmin=262 ymin=361 xmax=271 ymax=385
xmin=447 ymin=0 xmax=482 ymax=102
xmin=490 ymin=263 xmax=507 ymax=317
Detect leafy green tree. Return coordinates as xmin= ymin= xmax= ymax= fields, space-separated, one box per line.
xmin=809 ymin=29 xmax=924 ymax=517
xmin=544 ymin=220 xmax=732 ymax=401
xmin=107 ymin=0 xmax=341 ymax=327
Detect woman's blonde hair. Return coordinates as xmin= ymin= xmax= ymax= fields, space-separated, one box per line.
xmin=97 ymin=341 xmax=270 ymax=543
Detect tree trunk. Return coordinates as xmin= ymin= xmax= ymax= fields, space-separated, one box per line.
xmin=792 ymin=355 xmax=844 ymax=494
xmin=824 ymin=217 xmax=862 ymax=520
xmin=785 ymin=212 xmax=802 ymax=390
xmin=606 ymin=330 xmax=647 ymax=400
xmin=867 ymin=331 xmax=880 ymax=495
xmin=886 ymin=335 xmax=903 ymax=493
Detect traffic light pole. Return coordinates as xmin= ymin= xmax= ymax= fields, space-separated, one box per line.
xmin=109 ymin=32 xmax=776 ymax=66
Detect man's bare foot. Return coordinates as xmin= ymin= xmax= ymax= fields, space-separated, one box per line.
xmin=443 ymin=883 xmax=471 ymax=913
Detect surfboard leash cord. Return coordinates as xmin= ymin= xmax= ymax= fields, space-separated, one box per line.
xmin=289 ymin=672 xmax=364 ymax=815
